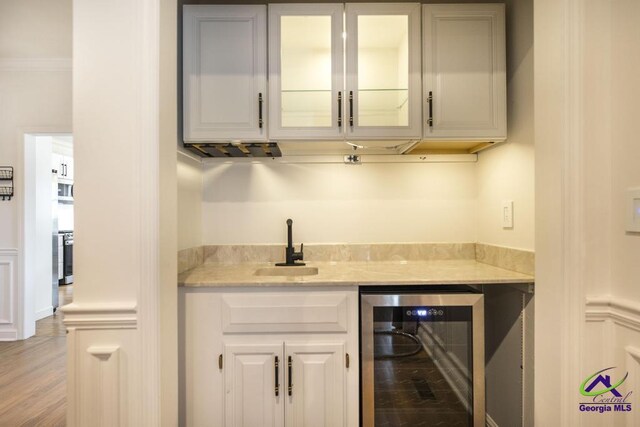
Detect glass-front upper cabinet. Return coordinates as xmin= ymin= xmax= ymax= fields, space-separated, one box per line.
xmin=345 ymin=3 xmax=422 ymax=140
xmin=268 ymin=4 xmax=344 ymax=140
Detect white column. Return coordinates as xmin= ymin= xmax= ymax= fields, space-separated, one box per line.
xmin=63 ymin=0 xmax=177 ymax=425
xmin=535 ymin=0 xmax=588 ymax=424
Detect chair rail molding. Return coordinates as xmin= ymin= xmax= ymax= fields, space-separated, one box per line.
xmin=585 ymin=296 xmax=640 ymax=332
xmin=62 ymin=303 xmax=138 ymax=329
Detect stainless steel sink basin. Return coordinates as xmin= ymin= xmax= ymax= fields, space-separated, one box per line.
xmin=255 ymin=266 xmax=319 ymax=277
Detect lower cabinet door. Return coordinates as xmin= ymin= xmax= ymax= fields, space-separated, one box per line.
xmin=224 ymin=343 xmax=284 ymax=427
xmin=285 ymin=342 xmax=346 ymax=427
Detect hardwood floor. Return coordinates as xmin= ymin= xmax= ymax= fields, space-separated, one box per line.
xmin=0 ymin=285 xmax=72 ymax=427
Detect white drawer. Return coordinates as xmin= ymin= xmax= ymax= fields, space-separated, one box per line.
xmin=221 ymin=292 xmax=349 ymax=333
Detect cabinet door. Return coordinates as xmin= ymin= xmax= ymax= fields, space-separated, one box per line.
xmin=345 ymin=3 xmax=422 ymax=140
xmin=225 ymin=343 xmax=284 ymax=427
xmin=268 ymin=4 xmax=344 ymax=140
xmin=183 ymin=5 xmax=268 ymax=141
xmin=285 ymin=343 xmax=346 ymax=427
xmin=423 ymin=4 xmax=506 ymax=141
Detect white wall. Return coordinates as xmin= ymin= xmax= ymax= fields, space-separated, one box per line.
xmin=201 ymin=161 xmax=477 ymax=244
xmin=178 ymin=152 xmax=203 ymax=250
xmin=0 ymin=0 xmax=71 ymax=339
xmin=476 ymin=0 xmax=534 ymax=251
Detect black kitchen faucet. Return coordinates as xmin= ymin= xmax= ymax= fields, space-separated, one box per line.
xmin=276 ymin=219 xmax=305 ymax=266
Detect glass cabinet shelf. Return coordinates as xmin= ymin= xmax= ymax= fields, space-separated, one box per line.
xmin=358 ymin=89 xmax=409 ymax=126
xmin=281 ymin=90 xmax=332 ymax=126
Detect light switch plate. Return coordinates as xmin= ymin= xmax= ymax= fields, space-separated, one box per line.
xmin=626 ymin=188 xmax=640 ymax=233
xmin=502 ymin=200 xmax=513 ymax=229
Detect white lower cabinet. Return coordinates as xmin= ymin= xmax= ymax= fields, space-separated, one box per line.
xmin=181 ymin=288 xmax=359 ymax=427
xmin=223 ymin=341 xmax=346 ymax=427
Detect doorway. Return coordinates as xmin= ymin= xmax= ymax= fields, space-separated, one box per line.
xmin=22 ymin=133 xmax=74 ymax=338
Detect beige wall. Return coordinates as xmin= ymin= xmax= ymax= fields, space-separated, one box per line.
xmin=0 ymin=0 xmax=72 ymax=58
xmin=583 ymin=2 xmax=640 ymax=424
xmin=177 ymin=152 xmax=203 ymax=250
xmin=0 ymin=0 xmax=71 ymax=340
xmin=0 ymin=0 xmax=72 ymax=249
xmin=201 ymin=161 xmax=478 ymax=244
xmin=476 ymin=0 xmax=534 ymax=251
xmin=609 ymin=0 xmax=640 ymax=303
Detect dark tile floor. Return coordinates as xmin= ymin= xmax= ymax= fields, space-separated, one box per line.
xmin=373 ymin=333 xmax=471 ymax=427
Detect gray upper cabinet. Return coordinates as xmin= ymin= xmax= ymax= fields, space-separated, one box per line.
xmin=183 ymin=5 xmax=268 ymax=142
xmin=182 ymin=3 xmax=508 ymax=150
xmin=422 ymin=4 xmax=507 ymax=142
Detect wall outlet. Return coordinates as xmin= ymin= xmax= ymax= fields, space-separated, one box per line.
xmin=502 ymin=200 xmax=514 ymax=229
xmin=626 ymin=188 xmax=640 ymax=233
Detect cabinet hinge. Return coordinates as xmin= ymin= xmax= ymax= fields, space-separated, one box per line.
xmin=218 ymin=354 xmax=223 ymax=370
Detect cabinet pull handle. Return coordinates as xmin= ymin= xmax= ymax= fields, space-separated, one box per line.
xmin=337 ymin=91 xmax=342 ymax=127
xmin=349 ymin=91 xmax=354 ymax=127
xmin=275 ymin=356 xmax=279 ymax=397
xmin=218 ymin=354 xmax=223 ymax=370
xmin=258 ymin=93 xmax=263 ymax=129
xmin=288 ymin=356 xmax=293 ymax=396
xmin=346 ymin=353 xmax=350 ymax=369
xmin=427 ymin=91 xmax=433 ymax=127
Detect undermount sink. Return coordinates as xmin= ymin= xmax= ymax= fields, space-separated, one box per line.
xmin=255 ymin=266 xmax=319 ymax=277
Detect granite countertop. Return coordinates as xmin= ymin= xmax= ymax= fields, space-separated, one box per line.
xmin=178 ymin=259 xmax=534 ymax=288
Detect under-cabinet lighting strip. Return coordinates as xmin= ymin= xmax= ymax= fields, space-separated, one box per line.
xmin=200 ymin=154 xmax=477 ymax=165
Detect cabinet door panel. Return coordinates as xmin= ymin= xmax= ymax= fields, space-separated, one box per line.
xmin=268 ymin=4 xmax=344 ymax=139
xmin=183 ymin=6 xmax=267 ymax=141
xmin=423 ymin=4 xmax=506 ymax=140
xmin=286 ymin=343 xmax=345 ymax=427
xmin=345 ymin=3 xmax=422 ymax=139
xmin=225 ymin=344 xmax=284 ymax=427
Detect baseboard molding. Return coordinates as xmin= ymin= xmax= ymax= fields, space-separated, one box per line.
xmin=585 ymin=295 xmax=640 ymax=332
xmin=62 ymin=303 xmax=138 ymax=329
xmin=486 ymin=413 xmax=499 ymax=427
xmin=0 ymin=328 xmax=18 ymax=341
xmin=35 ymin=306 xmax=53 ymax=321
